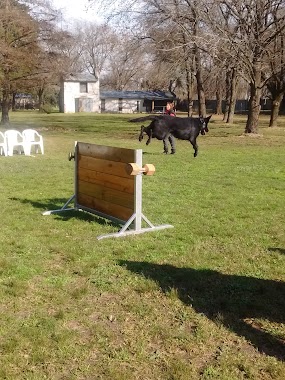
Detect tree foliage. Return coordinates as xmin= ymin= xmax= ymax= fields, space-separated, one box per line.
xmin=0 ymin=0 xmax=63 ymax=124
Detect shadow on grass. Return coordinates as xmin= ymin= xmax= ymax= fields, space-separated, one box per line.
xmin=9 ymin=197 xmax=119 ymax=227
xmin=140 ymin=150 xmax=162 ymax=156
xmin=10 ymin=197 xmax=72 ymax=212
xmin=268 ymin=247 xmax=285 ymax=255
xmin=119 ymin=260 xmax=285 ymax=361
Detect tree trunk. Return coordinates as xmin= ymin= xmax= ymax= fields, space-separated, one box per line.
xmin=186 ymin=66 xmax=194 ymax=116
xmin=1 ymin=88 xmax=10 ymax=126
xmin=227 ymin=68 xmax=237 ymax=124
xmin=194 ymin=46 xmax=206 ymax=117
xmin=269 ymin=92 xmax=284 ymax=127
xmin=195 ymin=69 xmax=206 ymax=117
xmin=223 ymin=68 xmax=231 ymax=121
xmin=245 ymin=84 xmax=261 ymax=133
xmin=245 ymin=58 xmax=262 ymax=133
xmin=193 ymin=11 xmax=206 ymax=118
xmin=12 ymin=92 xmax=16 ymax=111
xmin=182 ymin=29 xmax=194 ymax=117
xmin=215 ymin=86 xmax=223 ymax=115
xmin=38 ymin=88 xmax=44 ymax=112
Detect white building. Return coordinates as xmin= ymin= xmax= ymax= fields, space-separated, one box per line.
xmin=59 ymin=73 xmax=175 ymax=114
xmin=100 ymin=90 xmax=175 ymax=114
xmin=100 ymin=90 xmax=142 ymax=113
xmin=59 ymin=73 xmax=100 ymax=113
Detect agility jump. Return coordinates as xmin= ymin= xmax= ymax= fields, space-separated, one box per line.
xmin=43 ymin=142 xmax=173 ymax=239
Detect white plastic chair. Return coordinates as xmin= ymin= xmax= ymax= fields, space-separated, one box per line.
xmin=4 ymin=130 xmax=27 ymax=156
xmin=22 ymin=129 xmax=44 ymax=155
xmin=0 ymin=132 xmax=8 ymax=156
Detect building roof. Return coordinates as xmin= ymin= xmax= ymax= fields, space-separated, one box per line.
xmin=64 ymin=73 xmax=98 ymax=82
xmin=100 ymin=90 xmax=176 ymax=100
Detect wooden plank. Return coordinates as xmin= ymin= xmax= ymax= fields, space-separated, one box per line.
xmin=74 ymin=142 xmax=139 ymax=223
xmin=78 ymin=168 xmax=134 ymax=194
xmin=77 ymin=193 xmax=133 ymax=222
xmin=78 ymin=155 xmax=131 ymax=178
xmin=77 ymin=142 xmax=136 ymax=163
xmin=78 ymin=180 xmax=134 ymax=209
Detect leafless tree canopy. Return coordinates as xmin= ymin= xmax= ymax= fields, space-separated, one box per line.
xmin=1 ymin=0 xmax=285 ymax=129
xmin=87 ymin=0 xmax=285 ymax=129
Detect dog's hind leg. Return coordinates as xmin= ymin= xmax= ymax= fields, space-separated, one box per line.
xmin=163 ymin=134 xmax=175 ymax=154
xmin=146 ymin=129 xmax=152 ymax=145
xmin=189 ymin=138 xmax=198 ymax=157
xmin=139 ymin=125 xmax=145 ymax=142
xmin=169 ymin=135 xmax=176 ymax=154
xmin=163 ymin=138 xmax=169 ymax=154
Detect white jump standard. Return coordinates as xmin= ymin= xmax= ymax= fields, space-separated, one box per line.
xmin=43 ymin=142 xmax=173 ymax=239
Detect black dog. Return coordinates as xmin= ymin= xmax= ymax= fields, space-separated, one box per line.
xmin=129 ymin=115 xmax=211 ymax=157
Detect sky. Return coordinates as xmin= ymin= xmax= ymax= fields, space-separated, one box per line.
xmin=52 ymin=0 xmax=102 ymax=24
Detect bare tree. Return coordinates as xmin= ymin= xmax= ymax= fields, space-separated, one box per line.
xmin=223 ymin=66 xmax=238 ymax=123
xmin=264 ymin=30 xmax=285 ymax=127
xmin=206 ymin=0 xmax=285 ymax=133
xmin=88 ymin=0 xmax=285 ymax=128
xmin=101 ymin=34 xmax=150 ymax=90
xmin=49 ymin=29 xmax=85 ymax=75
xmin=266 ymin=73 xmax=285 ymax=127
xmin=142 ymin=0 xmax=209 ymax=116
xmin=91 ymin=0 xmax=213 ymax=116
xmin=75 ymin=22 xmax=117 ymax=78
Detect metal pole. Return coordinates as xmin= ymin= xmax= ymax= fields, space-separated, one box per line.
xmin=134 ymin=149 xmax=143 ymax=231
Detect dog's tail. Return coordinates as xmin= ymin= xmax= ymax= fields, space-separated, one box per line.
xmin=129 ymin=115 xmax=159 ymax=123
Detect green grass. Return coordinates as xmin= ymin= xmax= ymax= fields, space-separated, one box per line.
xmin=0 ymin=111 xmax=284 ymax=379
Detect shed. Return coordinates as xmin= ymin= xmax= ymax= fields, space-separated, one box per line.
xmin=100 ymin=90 xmax=176 ymax=114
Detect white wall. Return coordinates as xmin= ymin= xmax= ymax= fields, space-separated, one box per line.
xmin=63 ymin=81 xmax=100 ymax=113
xmin=102 ymin=98 xmax=146 ymax=113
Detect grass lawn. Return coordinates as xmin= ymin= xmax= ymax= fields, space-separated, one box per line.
xmin=0 ymin=111 xmax=284 ymax=379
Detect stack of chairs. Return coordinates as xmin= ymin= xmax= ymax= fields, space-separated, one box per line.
xmin=0 ymin=129 xmax=44 ymax=156
xmin=0 ymin=132 xmax=7 ymax=156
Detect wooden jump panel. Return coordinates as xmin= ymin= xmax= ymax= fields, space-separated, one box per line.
xmin=77 ymin=180 xmax=134 ymax=209
xmin=78 ymin=155 xmax=131 ymax=178
xmin=78 ymin=142 xmax=135 ymax=162
xmin=77 ymin=193 xmax=133 ymax=221
xmin=75 ymin=142 xmax=136 ymax=222
xmin=78 ymin=168 xmax=134 ymax=194
xmin=43 ymin=141 xmax=174 ymax=239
